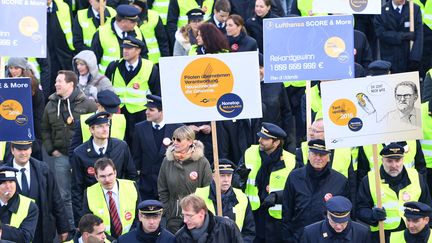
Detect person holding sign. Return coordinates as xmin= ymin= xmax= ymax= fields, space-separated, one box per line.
xmin=301 ymin=196 xmax=370 ymax=243
xmin=374 ymin=0 xmax=423 ymax=73
xmin=356 ymin=143 xmax=432 ymax=243
xmin=389 ymin=201 xmax=432 ymax=242
xmin=282 ymin=139 xmax=349 ymax=243
xmin=238 ymin=122 xmax=297 ymax=242
xmin=195 ymin=159 xmax=256 ymax=242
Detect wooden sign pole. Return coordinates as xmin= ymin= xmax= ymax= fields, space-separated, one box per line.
xmin=373 ymin=144 xmax=385 ymax=243
xmin=211 ymin=121 xmax=223 ymax=216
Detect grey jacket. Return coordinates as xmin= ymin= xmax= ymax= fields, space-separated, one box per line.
xmin=158 ymin=141 xmax=212 ymax=233
xmin=73 ymin=50 xmax=113 ymax=101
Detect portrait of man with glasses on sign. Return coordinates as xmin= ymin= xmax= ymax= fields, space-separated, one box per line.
xmin=386 ymin=81 xmax=421 ymax=126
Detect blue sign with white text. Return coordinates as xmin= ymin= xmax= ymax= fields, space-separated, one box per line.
xmin=263 ymin=15 xmax=354 ymax=82
xmin=0 ymin=0 xmax=47 ymax=57
xmin=0 ymin=78 xmax=35 ymax=141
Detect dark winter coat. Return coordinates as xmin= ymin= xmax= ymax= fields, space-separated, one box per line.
xmin=301 ymin=219 xmax=371 ymax=243
xmin=117 ymin=225 xmax=175 ymax=243
xmin=228 ymin=31 xmax=258 ymax=53
xmin=245 ymin=11 xmax=279 ymax=53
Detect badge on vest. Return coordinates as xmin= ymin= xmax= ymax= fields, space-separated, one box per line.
xmin=125 ymin=211 xmax=132 ymax=220
xmin=133 ymin=83 xmax=140 ymax=89
xmin=402 ymin=191 xmax=411 ymax=202
xmin=189 ymin=171 xmax=198 ymax=181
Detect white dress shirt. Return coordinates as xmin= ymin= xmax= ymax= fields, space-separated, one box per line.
xmin=13 ymin=160 xmax=31 ymax=190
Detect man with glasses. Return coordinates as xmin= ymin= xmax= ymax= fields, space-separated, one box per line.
xmin=117 ymin=200 xmax=175 ymax=242
xmin=386 ymin=81 xmax=421 ymax=126
xmin=282 ymin=139 xmax=349 ymax=243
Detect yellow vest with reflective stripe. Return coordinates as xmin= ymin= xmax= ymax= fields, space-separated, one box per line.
xmin=300 ymin=141 xmax=352 ymax=177
xmin=412 ymin=0 xmax=432 ymax=30
xmin=98 ymin=24 xmax=144 ymax=73
xmin=139 ymin=10 xmax=162 ymax=64
xmin=10 ymin=195 xmax=32 ymax=228
xmin=177 ymin=0 xmax=213 ymax=28
xmin=363 ymin=141 xmax=417 ymax=171
xmin=390 ymin=230 xmax=432 ymax=243
xmin=421 ymin=102 xmax=432 ymax=168
xmin=77 ymin=7 xmax=117 ymax=47
xmin=80 ymin=113 xmax=127 ymax=142
xmin=87 ymin=179 xmax=138 ymax=235
xmin=151 ymin=0 xmax=169 ymax=25
xmin=297 ymin=0 xmax=327 ymax=16
xmin=284 ymin=80 xmax=306 ymax=87
xmin=244 ymin=145 xmax=295 ymax=219
xmin=54 ymin=0 xmax=75 ymax=51
xmin=368 ymin=168 xmax=421 ymax=231
xmin=195 ymin=186 xmax=248 ymax=230
xmin=0 ymin=141 xmax=6 ymax=161
xmin=112 ymin=59 xmax=153 ymax=113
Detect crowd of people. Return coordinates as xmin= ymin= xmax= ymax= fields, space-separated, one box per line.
xmin=1 ymin=0 xmax=432 ymax=242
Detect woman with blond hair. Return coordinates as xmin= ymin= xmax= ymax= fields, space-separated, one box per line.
xmin=158 ymin=125 xmax=212 ymax=233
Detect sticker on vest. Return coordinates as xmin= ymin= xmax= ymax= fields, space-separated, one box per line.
xmin=324 ymin=193 xmax=333 ymax=202
xmin=87 ymin=167 xmax=95 ymax=176
xmin=404 ymin=22 xmax=410 ymax=28
xmin=189 ymin=171 xmax=198 ymax=181
xmin=125 ymin=211 xmax=132 ymax=220
xmin=133 ymin=83 xmax=140 ymax=89
xmin=402 ymin=191 xmax=411 ymax=202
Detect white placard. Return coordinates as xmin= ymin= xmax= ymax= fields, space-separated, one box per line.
xmin=321 ymin=72 xmax=423 ymax=149
xmin=159 ymin=51 xmax=262 ymax=124
xmin=312 ymin=0 xmax=381 ymax=14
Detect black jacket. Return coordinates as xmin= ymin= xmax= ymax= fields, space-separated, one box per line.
xmin=356 ymin=166 xmax=432 ymax=242
xmin=354 ymin=30 xmax=373 ymax=69
xmin=228 ymin=31 xmax=258 ymax=52
xmin=71 ymin=137 xmax=137 ymax=222
xmin=282 ymin=164 xmax=350 ymax=242
xmin=374 ymin=1 xmax=423 ymax=73
xmin=201 ymin=181 xmax=255 ymax=242
xmin=0 ymin=193 xmax=39 ymax=243
xmin=301 ymin=219 xmax=371 ymax=243
xmin=207 ymin=16 xmax=227 ymax=34
xmin=261 ymin=81 xmax=296 ymax=153
xmin=245 ymin=11 xmax=279 ymax=53
xmin=5 ymin=158 xmax=71 ymax=243
xmin=117 ymin=224 xmax=175 ymax=243
xmin=175 ymin=211 xmax=243 ymax=243
xmin=132 ymin=121 xmax=182 ymax=200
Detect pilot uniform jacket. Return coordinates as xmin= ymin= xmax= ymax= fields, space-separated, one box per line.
xmin=301 ymin=219 xmax=371 ymax=243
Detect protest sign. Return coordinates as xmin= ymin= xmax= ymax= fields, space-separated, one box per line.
xmin=312 ymin=0 xmax=381 ymax=14
xmin=0 ymin=78 xmax=35 ymax=141
xmin=263 ymin=15 xmax=354 ymax=82
xmin=159 ymin=51 xmax=262 ymax=124
xmin=321 ymin=72 xmax=422 ymax=149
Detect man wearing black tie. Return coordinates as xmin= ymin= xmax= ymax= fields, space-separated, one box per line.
xmin=132 ymin=95 xmax=183 ymax=200
xmin=7 ymin=141 xmax=72 ymax=243
xmin=207 ymin=0 xmax=231 ymax=34
xmin=71 ymin=112 xmax=137 ymax=224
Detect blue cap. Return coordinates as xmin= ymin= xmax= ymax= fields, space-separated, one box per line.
xmin=326 ymin=196 xmax=352 ymax=223
xmin=0 ymin=166 xmax=18 ymax=182
xmin=257 ymin=122 xmax=286 ymax=139
xmin=85 ymin=111 xmax=110 ymax=126
xmin=308 ymin=139 xmax=330 ymax=155
xmin=368 ymin=60 xmax=392 ymax=76
xmin=380 ymin=143 xmax=405 ymax=159
xmin=186 ymin=8 xmax=205 ymax=21
xmin=404 ymin=201 xmax=432 ymax=219
xmin=145 ymin=94 xmax=162 ymax=109
xmin=121 ymin=36 xmax=146 ymax=49
xmin=116 ymin=4 xmax=140 ymax=21
xmin=212 ymin=158 xmax=236 ymax=174
xmin=11 ymin=141 xmax=32 ymax=150
xmin=97 ymin=90 xmax=120 ymax=113
xmin=138 ymin=200 xmax=164 ymax=215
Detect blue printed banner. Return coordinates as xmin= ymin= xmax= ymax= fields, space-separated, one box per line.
xmin=264 ymin=15 xmax=354 ymax=82
xmin=0 ymin=0 xmax=47 ymax=57
xmin=0 ymin=78 xmax=35 ymax=141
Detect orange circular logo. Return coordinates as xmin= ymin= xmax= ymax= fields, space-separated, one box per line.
xmin=181 ymin=57 xmax=234 ymax=107
xmin=328 ymin=99 xmax=357 ymax=126
xmin=0 ymin=100 xmax=23 ymax=120
xmin=125 ymin=211 xmax=132 ymax=220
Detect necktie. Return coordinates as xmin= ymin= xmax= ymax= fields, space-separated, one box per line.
xmin=154 ymin=124 xmax=160 ymax=130
xmin=122 ymin=31 xmax=126 ymax=39
xmin=128 ymin=65 xmax=134 ymax=72
xmin=107 ymin=191 xmax=122 ymax=237
xmin=47 ymin=6 xmax=51 ymax=13
xmin=396 ymin=7 xmax=401 ymax=14
xmin=99 ymin=147 xmax=104 ymax=155
xmin=20 ymin=168 xmax=29 ymax=196
xmin=218 ymin=22 xmax=223 ymax=29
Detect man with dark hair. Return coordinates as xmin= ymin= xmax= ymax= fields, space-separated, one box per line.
xmin=41 ymin=70 xmax=97 ymax=228
xmin=6 ymin=141 xmax=72 ymax=243
xmin=71 ymin=214 xmax=107 ymax=243
xmin=132 ymin=94 xmax=182 ymax=200
xmin=175 ymin=194 xmax=243 ymax=242
xmin=71 ymin=111 xmax=137 ymax=224
xmin=82 ymin=158 xmax=140 ymax=239
xmin=238 ymin=122 xmax=297 ymax=242
xmin=207 ymin=0 xmax=230 ymax=34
